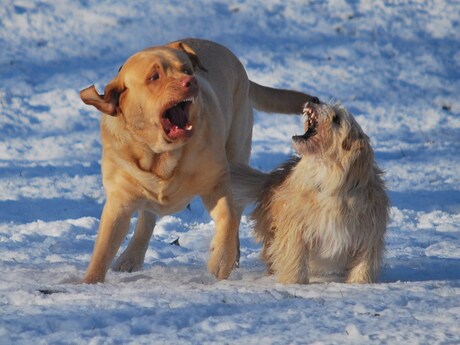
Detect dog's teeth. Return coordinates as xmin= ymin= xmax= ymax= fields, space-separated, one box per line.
xmin=186 ymin=124 xmax=193 ymax=130
xmin=177 ymin=97 xmax=195 ymax=105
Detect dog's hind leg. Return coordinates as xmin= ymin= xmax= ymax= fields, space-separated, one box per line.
xmin=345 ymin=242 xmax=384 ymax=284
xmin=234 ymin=205 xmax=246 ymax=267
xmin=112 ymin=210 xmax=156 ymax=273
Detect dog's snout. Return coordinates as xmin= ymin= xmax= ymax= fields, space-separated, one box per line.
xmin=181 ymin=76 xmax=196 ymax=89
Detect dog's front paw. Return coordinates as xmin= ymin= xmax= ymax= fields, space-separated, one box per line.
xmin=82 ymin=272 xmax=105 ymax=284
xmin=345 ymin=267 xmax=374 ymax=284
xmin=112 ymin=252 xmax=144 ymax=273
xmin=207 ymin=243 xmax=237 ymax=280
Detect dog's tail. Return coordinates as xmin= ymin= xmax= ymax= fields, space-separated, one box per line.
xmin=230 ymin=164 xmax=269 ymax=208
xmin=249 ymin=81 xmax=319 ymax=114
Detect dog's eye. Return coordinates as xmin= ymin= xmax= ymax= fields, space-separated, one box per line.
xmin=150 ymin=72 xmax=160 ymax=81
xmin=183 ymin=68 xmax=193 ymax=75
xmin=332 ymin=114 xmax=341 ymax=126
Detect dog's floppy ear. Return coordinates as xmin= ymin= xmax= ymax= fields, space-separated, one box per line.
xmin=168 ymin=41 xmax=208 ymax=72
xmin=80 ymin=78 xmax=124 ymax=116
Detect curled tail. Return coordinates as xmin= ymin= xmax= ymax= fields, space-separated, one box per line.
xmin=249 ymin=81 xmax=319 ymax=114
xmin=230 ymin=164 xmax=269 ymax=208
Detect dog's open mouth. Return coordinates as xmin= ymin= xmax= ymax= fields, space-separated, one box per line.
xmin=292 ymin=103 xmax=318 ymax=143
xmin=161 ymin=97 xmax=195 ymax=140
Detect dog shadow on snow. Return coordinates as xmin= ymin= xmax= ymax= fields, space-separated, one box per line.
xmin=380 ymin=257 xmax=460 ymax=283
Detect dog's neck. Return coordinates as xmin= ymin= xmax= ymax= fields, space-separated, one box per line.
xmin=143 ymin=148 xmax=183 ymax=180
xmin=101 ymin=119 xmax=187 ymax=198
xmin=290 ymin=155 xmax=352 ymax=196
xmin=292 ymin=152 xmax=378 ymax=201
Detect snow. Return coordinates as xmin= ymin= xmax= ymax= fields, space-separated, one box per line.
xmin=1 ymin=0 xmax=459 ymax=344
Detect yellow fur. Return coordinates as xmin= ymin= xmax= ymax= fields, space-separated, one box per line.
xmin=79 ymin=38 xmax=319 ymax=283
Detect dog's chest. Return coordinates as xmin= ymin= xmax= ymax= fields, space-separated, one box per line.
xmin=142 ymin=190 xmax=191 ymax=215
xmin=272 ymin=179 xmax=355 ymax=257
xmin=139 ymin=160 xmax=223 ymax=215
xmin=137 ymin=171 xmax=201 ymax=214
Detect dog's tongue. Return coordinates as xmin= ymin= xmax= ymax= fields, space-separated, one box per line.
xmin=169 ymin=125 xmax=192 ymax=140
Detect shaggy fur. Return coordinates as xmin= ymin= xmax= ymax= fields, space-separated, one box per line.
xmin=231 ymin=102 xmax=390 ymax=284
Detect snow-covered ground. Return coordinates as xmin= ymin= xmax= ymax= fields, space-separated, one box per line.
xmin=1 ymin=1 xmax=459 ymax=344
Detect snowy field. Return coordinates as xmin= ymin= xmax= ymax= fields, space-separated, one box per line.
xmin=1 ymin=0 xmax=459 ymax=344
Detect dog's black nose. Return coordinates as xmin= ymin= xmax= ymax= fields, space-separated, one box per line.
xmin=311 ymin=96 xmax=320 ymax=104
